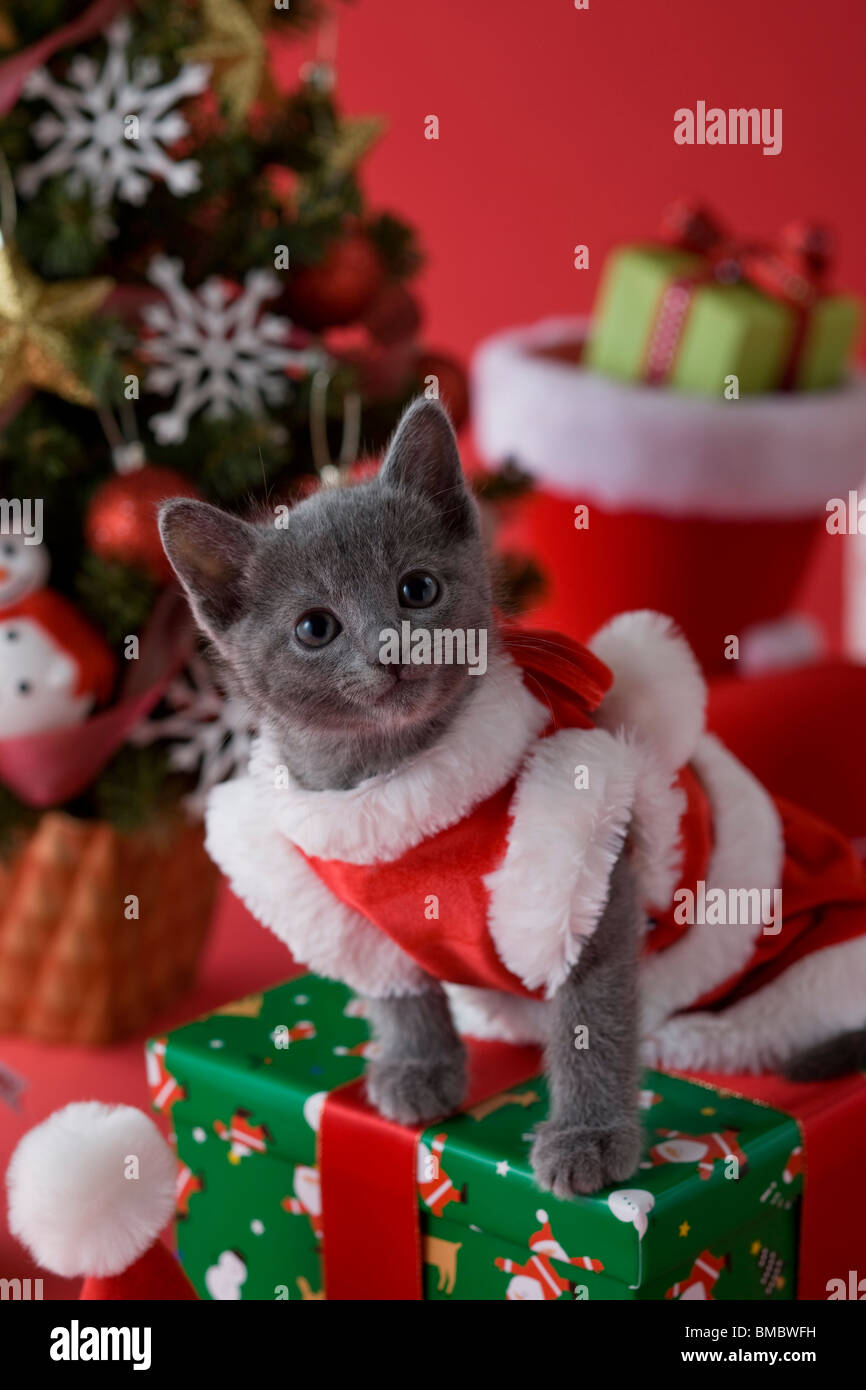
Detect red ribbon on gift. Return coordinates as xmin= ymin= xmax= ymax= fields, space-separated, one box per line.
xmin=644 ymin=198 xmax=835 ymax=390
xmin=317 ymin=1037 xmax=866 ymax=1299
xmin=319 ymin=1041 xmax=542 ymax=1301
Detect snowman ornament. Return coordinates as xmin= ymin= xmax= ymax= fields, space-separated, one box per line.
xmin=0 ymin=533 xmax=50 ymax=607
xmin=0 ymin=535 xmax=115 ymax=740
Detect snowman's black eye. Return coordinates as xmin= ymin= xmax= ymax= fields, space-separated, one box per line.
xmin=295 ymin=611 xmax=341 ymax=648
xmin=17 ymin=680 xmax=31 ymax=695
xmin=4 ymin=628 xmax=18 ymax=640
xmin=398 ymin=572 xmax=440 ymax=608
xmin=2 ymin=543 xmax=14 ymax=557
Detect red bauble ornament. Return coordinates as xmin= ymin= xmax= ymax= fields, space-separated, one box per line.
xmin=284 ymin=232 xmax=385 ymax=330
xmin=363 ymin=281 xmax=423 ymax=345
xmin=85 ymin=466 xmax=201 ymax=584
xmin=415 ymin=351 xmax=470 ymax=431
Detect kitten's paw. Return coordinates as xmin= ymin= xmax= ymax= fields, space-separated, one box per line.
xmin=366 ymin=1056 xmax=467 ymax=1125
xmin=530 ymin=1121 xmax=642 ymax=1197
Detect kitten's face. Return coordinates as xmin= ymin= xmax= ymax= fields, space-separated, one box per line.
xmin=221 ymin=479 xmax=490 ymax=736
xmin=160 ymin=400 xmax=493 ymax=756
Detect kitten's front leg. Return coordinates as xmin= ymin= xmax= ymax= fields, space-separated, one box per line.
xmin=531 ymin=851 xmax=643 ymax=1197
xmin=364 ymin=985 xmax=468 ymax=1125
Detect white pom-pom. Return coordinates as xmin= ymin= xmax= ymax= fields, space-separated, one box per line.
xmin=6 ymin=1102 xmax=176 ymax=1279
xmin=536 ymin=1209 xmax=548 ymax=1223
xmin=590 ymin=610 xmax=707 ymax=772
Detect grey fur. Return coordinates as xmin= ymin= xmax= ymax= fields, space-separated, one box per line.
xmin=159 ymin=397 xmax=644 ymax=1195
xmin=160 ymin=399 xmax=492 ymax=790
xmin=364 ymin=988 xmax=468 ymax=1124
xmin=531 ymin=851 xmax=644 ymax=1196
xmin=783 ymin=1025 xmax=866 ymax=1082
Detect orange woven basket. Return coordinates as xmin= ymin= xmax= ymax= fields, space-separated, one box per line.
xmin=0 ymin=812 xmax=218 ymax=1044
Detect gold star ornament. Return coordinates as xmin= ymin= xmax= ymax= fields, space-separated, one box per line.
xmin=0 ymin=237 xmax=113 ymax=408
xmin=182 ymin=0 xmax=275 ymax=127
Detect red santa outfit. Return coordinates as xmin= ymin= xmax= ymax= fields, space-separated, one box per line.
xmin=206 ymin=611 xmax=866 ymax=1074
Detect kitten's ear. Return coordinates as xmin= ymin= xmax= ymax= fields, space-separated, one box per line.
xmin=379 ymin=398 xmax=476 ymax=534
xmin=159 ymin=499 xmax=259 ymax=636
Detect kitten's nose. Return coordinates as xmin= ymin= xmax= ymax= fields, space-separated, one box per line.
xmin=369 ymin=654 xmax=405 ymax=680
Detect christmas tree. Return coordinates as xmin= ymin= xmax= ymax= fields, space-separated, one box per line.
xmin=0 ymin=0 xmax=480 ymax=840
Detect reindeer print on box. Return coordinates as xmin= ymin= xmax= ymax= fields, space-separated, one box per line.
xmin=160 ymin=399 xmax=866 ymax=1197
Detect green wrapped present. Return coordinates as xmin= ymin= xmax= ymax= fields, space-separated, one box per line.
xmin=585 ymin=204 xmax=861 ymax=395
xmin=147 ymin=973 xmax=805 ymax=1301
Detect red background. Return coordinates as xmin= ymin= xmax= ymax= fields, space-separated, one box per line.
xmin=327 ymin=0 xmax=866 ymax=366
xmin=296 ymin=0 xmax=866 ymax=634
xmin=3 ymin=0 xmax=865 ymax=1296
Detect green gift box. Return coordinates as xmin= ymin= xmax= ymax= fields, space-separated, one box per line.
xmin=147 ymin=973 xmax=803 ymax=1301
xmin=585 ymin=242 xmax=861 ymax=396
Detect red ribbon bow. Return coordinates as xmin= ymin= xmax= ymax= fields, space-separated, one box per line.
xmin=645 ymin=199 xmax=836 ymax=388
xmin=660 ymin=197 xmax=834 ymax=310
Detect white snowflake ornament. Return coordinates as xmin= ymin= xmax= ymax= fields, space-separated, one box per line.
xmin=17 ymin=17 xmax=210 ymax=217
xmin=141 ymin=255 xmax=324 ymax=444
xmin=129 ymin=655 xmax=256 ymax=814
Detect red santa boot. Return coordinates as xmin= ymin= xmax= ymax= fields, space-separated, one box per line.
xmin=6 ymin=1101 xmax=198 ymax=1300
xmin=473 ymin=317 xmax=866 ymax=676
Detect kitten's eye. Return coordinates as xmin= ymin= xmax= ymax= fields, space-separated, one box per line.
xmin=295 ymin=610 xmax=342 ymax=648
xmin=398 ymin=571 xmax=440 ymax=608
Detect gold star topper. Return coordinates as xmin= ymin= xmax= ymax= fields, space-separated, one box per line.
xmin=182 ymin=0 xmax=276 ymax=127
xmin=319 ymin=114 xmax=386 ymax=180
xmin=0 ymin=236 xmax=113 ymax=408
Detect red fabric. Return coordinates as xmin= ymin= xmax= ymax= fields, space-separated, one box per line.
xmin=303 ymin=629 xmax=613 ymax=998
xmin=498 ymin=489 xmax=822 ymax=676
xmin=708 ymin=660 xmax=866 ymax=840
xmin=500 ymin=622 xmax=612 ymax=727
xmin=303 ymin=628 xmax=866 ymax=1011
xmin=697 ymin=798 xmax=866 ymax=1010
xmin=642 ymin=763 xmax=715 ymax=953
xmin=80 ymin=1240 xmax=198 ymax=1301
xmin=319 ymin=1039 xmax=542 ymax=1300
xmin=303 ymin=778 xmax=541 ymax=997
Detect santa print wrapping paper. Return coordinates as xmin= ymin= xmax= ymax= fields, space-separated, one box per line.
xmin=147 ymin=973 xmax=824 ymax=1302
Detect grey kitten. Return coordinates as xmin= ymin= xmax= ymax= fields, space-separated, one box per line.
xmin=159 ymin=399 xmax=642 ymax=1196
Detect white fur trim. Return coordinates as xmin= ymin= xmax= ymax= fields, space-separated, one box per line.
xmin=485 ymin=727 xmax=638 ymax=996
xmin=591 ymin=611 xmax=707 ymax=772
xmin=644 ymin=936 xmax=866 ymax=1073
xmin=445 ymin=984 xmax=549 ymax=1044
xmin=259 ymin=650 xmax=549 ymax=865
xmin=7 ymin=1103 xmax=175 ymax=1279
xmin=640 ymin=734 xmax=785 ymax=1034
xmin=472 ymin=317 xmax=866 ymax=517
xmin=206 ymin=776 xmax=430 ymax=997
xmin=628 ymin=742 xmax=687 ymax=912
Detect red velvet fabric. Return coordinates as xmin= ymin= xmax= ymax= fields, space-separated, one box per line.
xmin=80 ymin=1240 xmax=198 ymax=1301
xmin=498 ymin=490 xmax=823 ymax=677
xmin=708 ymin=659 xmax=866 ymax=839
xmin=303 ymin=778 xmax=537 ymax=996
